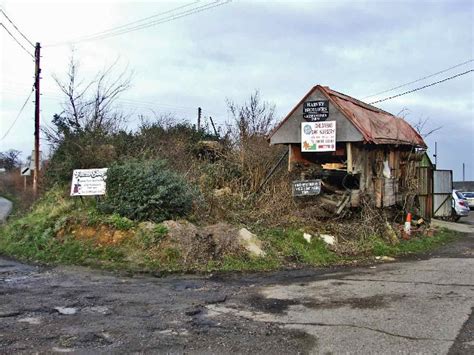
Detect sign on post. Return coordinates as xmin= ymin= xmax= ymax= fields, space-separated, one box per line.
xmin=301 ymin=121 xmax=336 ymax=152
xmin=303 ymin=100 xmax=329 ymax=121
xmin=292 ymin=180 xmax=322 ymax=197
xmin=21 ymin=166 xmax=31 ymax=176
xmin=70 ymin=168 xmax=108 ymax=196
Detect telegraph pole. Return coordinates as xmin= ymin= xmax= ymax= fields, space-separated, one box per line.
xmin=33 ymin=42 xmax=41 ymax=196
xmin=197 ymin=107 xmax=202 ymax=131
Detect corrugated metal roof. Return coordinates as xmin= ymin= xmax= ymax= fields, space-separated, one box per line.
xmin=270 ymin=85 xmax=427 ymax=148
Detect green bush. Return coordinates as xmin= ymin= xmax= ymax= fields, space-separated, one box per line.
xmin=101 ymin=159 xmax=195 ymax=222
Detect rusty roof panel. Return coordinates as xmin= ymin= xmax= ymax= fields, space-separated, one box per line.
xmin=323 ymin=86 xmax=426 ymax=147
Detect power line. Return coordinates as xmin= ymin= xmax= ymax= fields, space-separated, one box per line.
xmin=69 ymin=0 xmax=229 ymax=44
xmin=45 ymin=0 xmax=230 ymax=46
xmin=369 ymin=69 xmax=474 ymax=105
xmin=362 ymin=59 xmax=474 ymax=99
xmin=0 ymin=23 xmax=34 ymax=58
xmin=67 ymin=0 xmax=201 ymax=43
xmin=1 ymin=85 xmax=34 ymax=140
xmin=0 ymin=9 xmax=34 ymax=47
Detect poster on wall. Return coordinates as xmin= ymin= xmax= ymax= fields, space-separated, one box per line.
xmin=70 ymin=168 xmax=108 ymax=196
xmin=301 ymin=121 xmax=336 ymax=152
xmin=303 ymin=100 xmax=329 ymax=121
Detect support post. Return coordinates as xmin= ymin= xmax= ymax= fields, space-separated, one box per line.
xmin=33 ymin=42 xmax=41 ymax=196
xmin=346 ymin=142 xmax=353 ymax=174
xmin=197 ymin=107 xmax=202 ymax=131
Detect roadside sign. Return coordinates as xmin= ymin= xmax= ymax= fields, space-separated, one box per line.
xmin=70 ymin=168 xmax=108 ymax=196
xmin=303 ymin=100 xmax=329 ymax=121
xmin=21 ymin=166 xmax=31 ymax=176
xmin=301 ymin=121 xmax=336 ymax=152
xmin=292 ymin=179 xmax=322 ymax=197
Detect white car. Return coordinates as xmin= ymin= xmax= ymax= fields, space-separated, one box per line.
xmin=461 ymin=191 xmax=474 ymax=209
xmin=452 ymin=190 xmax=470 ymax=221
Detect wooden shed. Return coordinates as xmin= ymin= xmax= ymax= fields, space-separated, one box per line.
xmin=269 ymin=85 xmax=427 ymax=211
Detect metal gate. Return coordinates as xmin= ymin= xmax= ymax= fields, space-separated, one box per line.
xmin=433 ymin=170 xmax=452 ymax=217
xmin=417 ymin=166 xmax=433 ymax=219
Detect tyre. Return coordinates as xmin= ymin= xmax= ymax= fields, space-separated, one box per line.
xmin=451 ymin=209 xmax=461 ymax=222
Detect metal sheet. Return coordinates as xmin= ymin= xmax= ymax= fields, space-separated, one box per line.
xmin=433 ymin=170 xmax=453 ymax=217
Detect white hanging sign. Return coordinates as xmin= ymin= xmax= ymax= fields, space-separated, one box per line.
xmin=301 ymin=121 xmax=336 ymax=152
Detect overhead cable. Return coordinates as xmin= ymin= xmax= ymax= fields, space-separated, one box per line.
xmin=0 ymin=9 xmax=34 ymax=47
xmin=363 ymin=59 xmax=474 ymax=99
xmin=1 ymin=86 xmax=34 ymax=140
xmin=0 ymin=23 xmax=34 ymax=58
xmin=369 ymin=69 xmax=473 ymax=105
xmin=46 ymin=0 xmax=231 ymax=47
xmin=67 ymin=0 xmax=201 ymax=43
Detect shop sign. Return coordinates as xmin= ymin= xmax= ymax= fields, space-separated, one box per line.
xmin=301 ymin=121 xmax=336 ymax=152
xmin=303 ymin=100 xmax=329 ymax=121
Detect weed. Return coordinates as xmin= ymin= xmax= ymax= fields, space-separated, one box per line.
xmin=107 ymin=214 xmax=135 ymax=230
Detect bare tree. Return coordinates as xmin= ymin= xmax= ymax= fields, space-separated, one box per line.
xmin=0 ymin=149 xmax=22 ymax=171
xmin=45 ymin=53 xmax=132 ymax=145
xmin=226 ymin=90 xmax=276 ymax=144
xmin=411 ymin=116 xmax=443 ymax=138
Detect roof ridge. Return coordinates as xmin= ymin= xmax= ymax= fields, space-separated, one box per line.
xmin=325 ymin=87 xmax=394 ymax=116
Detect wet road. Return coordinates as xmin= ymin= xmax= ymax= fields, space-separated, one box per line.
xmin=0 ymin=216 xmax=473 ymax=354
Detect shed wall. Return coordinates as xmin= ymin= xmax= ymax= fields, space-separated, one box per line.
xmin=270 ymin=89 xmax=363 ymax=145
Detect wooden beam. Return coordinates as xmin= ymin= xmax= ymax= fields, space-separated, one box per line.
xmin=346 ymin=142 xmax=353 ymax=174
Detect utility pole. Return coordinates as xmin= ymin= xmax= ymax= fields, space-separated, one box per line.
xmin=433 ymin=141 xmax=438 ymax=168
xmin=33 ymin=42 xmax=41 ymax=196
xmin=197 ymin=107 xmax=202 ymax=131
xmin=463 ymin=163 xmax=465 ymax=181
xmin=209 ymin=116 xmax=218 ymax=136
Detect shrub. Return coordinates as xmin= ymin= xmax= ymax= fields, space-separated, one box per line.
xmin=101 ymin=159 xmax=194 ymax=222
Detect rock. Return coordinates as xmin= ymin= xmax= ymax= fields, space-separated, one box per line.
xmin=54 ymin=307 xmax=78 ymax=315
xmin=303 ymin=233 xmax=312 ymax=243
xmin=237 ymin=228 xmax=265 ymax=257
xmin=319 ymin=234 xmax=336 ymax=245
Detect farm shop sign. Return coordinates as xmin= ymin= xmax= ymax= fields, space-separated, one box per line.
xmin=303 ymin=100 xmax=329 ymax=121
xmin=70 ymin=168 xmax=108 ymax=196
xmin=292 ymin=179 xmax=322 ymax=197
xmin=301 ymin=121 xmax=336 ymax=152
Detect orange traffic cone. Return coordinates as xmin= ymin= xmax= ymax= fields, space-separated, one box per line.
xmin=403 ymin=213 xmax=412 ymax=240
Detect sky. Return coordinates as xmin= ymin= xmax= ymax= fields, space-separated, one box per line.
xmin=1 ymin=0 xmax=473 ymax=180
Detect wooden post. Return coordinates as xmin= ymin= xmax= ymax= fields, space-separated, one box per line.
xmin=346 ymin=142 xmax=353 ymax=174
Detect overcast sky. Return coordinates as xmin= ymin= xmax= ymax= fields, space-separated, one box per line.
xmin=1 ymin=0 xmax=473 ymax=180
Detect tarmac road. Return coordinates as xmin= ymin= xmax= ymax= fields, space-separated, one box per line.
xmin=0 ymin=214 xmax=473 ymax=354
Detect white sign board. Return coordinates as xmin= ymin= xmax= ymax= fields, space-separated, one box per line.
xmin=70 ymin=168 xmax=108 ymax=196
xmin=301 ymin=121 xmax=336 ymax=152
xmin=21 ymin=166 xmax=31 ymax=176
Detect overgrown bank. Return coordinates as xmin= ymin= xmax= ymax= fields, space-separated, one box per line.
xmin=0 ymin=187 xmax=458 ymax=273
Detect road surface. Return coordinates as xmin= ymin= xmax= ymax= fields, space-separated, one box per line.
xmin=0 ymin=213 xmax=473 ymax=354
